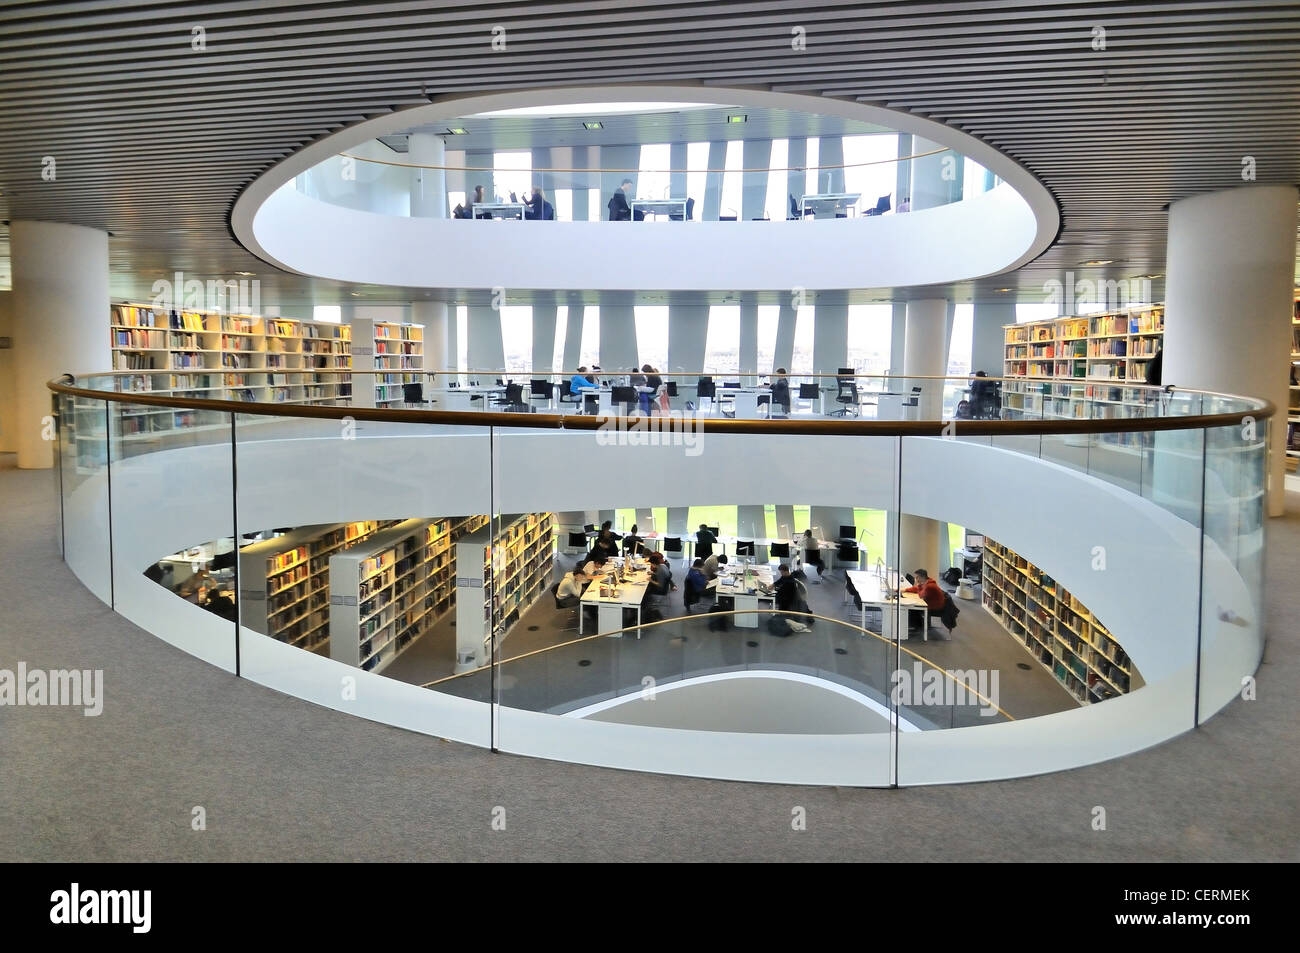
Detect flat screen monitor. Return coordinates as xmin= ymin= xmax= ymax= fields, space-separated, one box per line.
xmin=769 ymin=543 xmax=790 ymax=558
xmin=839 ymin=525 xmax=857 ymax=540
xmin=707 ymin=526 xmax=720 ymax=537
xmin=965 ymin=533 xmax=984 ymax=550
xmin=838 ymin=367 xmax=855 ymax=378
xmin=567 ymin=532 xmax=588 ymax=548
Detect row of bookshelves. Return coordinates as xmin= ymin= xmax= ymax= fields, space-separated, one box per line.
xmin=979 ymin=537 xmax=1140 ymax=705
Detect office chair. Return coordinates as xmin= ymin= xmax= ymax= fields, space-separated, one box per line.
xmin=502 ymin=382 xmax=530 ymax=412
xmin=666 ymin=380 xmax=679 ymax=398
xmin=401 ymin=381 xmax=424 ymax=407
xmin=528 ymin=380 xmax=554 ymax=409
xmin=795 ymin=382 xmax=820 ymax=415
xmin=662 ymin=536 xmax=685 ymax=569
xmin=610 ymin=385 xmax=638 ymax=414
xmin=668 ymin=197 xmax=696 ymax=221
xmin=696 ymin=377 xmax=716 ymax=414
xmin=835 ymin=540 xmax=860 ymax=577
xmin=735 ymin=540 xmax=755 ymax=557
xmin=551 ymin=582 xmax=579 ymax=631
xmin=788 ymin=194 xmax=814 ymax=219
xmin=830 ymin=378 xmax=859 ymax=417
xmin=864 ymin=194 xmax=891 ymax=216
xmin=558 ymin=379 xmax=581 ymax=411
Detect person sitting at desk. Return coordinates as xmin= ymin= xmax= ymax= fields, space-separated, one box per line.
xmin=643 ymin=364 xmax=665 ymax=414
xmin=607 ymin=178 xmax=644 ymax=221
xmin=646 ymin=551 xmax=676 ymax=594
xmin=703 ymin=552 xmax=728 ymax=580
xmin=801 ymin=529 xmax=823 ymax=581
xmin=902 ymin=568 xmax=947 ymax=635
xmin=556 ymin=569 xmax=588 ymax=608
xmin=684 ymin=558 xmax=710 ymax=613
xmin=452 ymin=185 xmax=486 ymax=219
xmin=622 ymin=524 xmax=643 ymax=556
xmin=569 ymin=366 xmax=599 ymax=413
xmin=581 ymin=552 xmax=609 ymax=577
xmin=694 ymin=524 xmax=717 ymax=560
xmin=524 ymin=187 xmax=555 ymax=221
xmin=770 ymin=368 xmax=791 ymax=415
xmin=773 ymin=564 xmax=798 ymax=613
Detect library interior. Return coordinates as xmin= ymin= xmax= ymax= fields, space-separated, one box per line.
xmin=0 ymin=4 xmax=1297 ymax=840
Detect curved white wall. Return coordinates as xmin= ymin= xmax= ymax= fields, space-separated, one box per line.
xmin=231 ymin=85 xmax=1059 ymax=290
xmin=63 ymin=425 xmax=1260 ymax=786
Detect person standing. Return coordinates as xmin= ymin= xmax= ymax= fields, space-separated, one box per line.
xmin=695 ymin=524 xmax=717 ymax=560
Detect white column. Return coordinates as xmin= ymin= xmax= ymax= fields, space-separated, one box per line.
xmin=739 ymin=300 xmax=758 ymax=384
xmin=972 ymin=300 xmax=1015 ymax=377
xmin=0 ymin=291 xmax=15 ymax=453
xmin=409 ymin=133 xmax=447 ymax=218
xmin=895 ymin=298 xmax=949 ymax=577
xmin=1164 ymin=184 xmax=1298 ymax=517
xmin=412 ymin=300 xmax=449 ymax=375
xmin=12 ymin=221 xmax=110 ymax=469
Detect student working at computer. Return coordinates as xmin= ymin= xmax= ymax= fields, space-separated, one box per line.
xmin=607 ymin=178 xmax=645 ymax=221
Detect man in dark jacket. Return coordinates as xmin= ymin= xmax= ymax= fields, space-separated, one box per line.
xmin=608 ymin=178 xmax=643 ymax=221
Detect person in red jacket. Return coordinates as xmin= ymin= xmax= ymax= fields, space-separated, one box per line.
xmin=903 ymin=569 xmax=947 ymax=634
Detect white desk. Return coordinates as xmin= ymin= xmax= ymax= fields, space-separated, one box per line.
xmin=847 ymin=569 xmax=929 ymax=641
xmin=714 ymin=566 xmax=776 ymax=628
xmin=432 ymin=386 xmax=505 ymax=411
xmin=630 ymin=198 xmax=688 ymax=220
xmin=801 ymin=192 xmax=862 ymax=218
xmin=719 ymin=386 xmax=765 ymax=418
xmin=579 ymin=560 xmax=651 ymax=637
xmin=473 ymin=202 xmax=525 ymax=220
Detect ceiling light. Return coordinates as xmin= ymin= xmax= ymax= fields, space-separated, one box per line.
xmin=1080 ymin=259 xmax=1115 ymax=266
xmin=995 ymin=288 xmax=1013 ymax=293
xmin=1134 ymin=273 xmax=1163 ymax=279
xmin=235 ymin=271 xmax=255 ymax=277
xmin=727 ymin=114 xmax=748 ymax=124
xmin=350 ymin=292 xmax=362 ymax=297
xmin=583 ymin=121 xmax=603 ymax=130
xmin=445 ymin=127 xmax=468 ymax=136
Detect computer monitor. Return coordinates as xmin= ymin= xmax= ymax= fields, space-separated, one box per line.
xmin=965 ymin=533 xmax=985 ymax=550
xmin=838 ymin=367 xmax=854 ymax=378
xmin=567 ymin=532 xmax=587 ymax=548
xmin=839 ymin=525 xmax=857 ymax=541
xmin=707 ymin=526 xmax=720 ymax=537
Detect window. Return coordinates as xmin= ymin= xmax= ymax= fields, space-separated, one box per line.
xmin=588 ymin=188 xmax=601 ymax=221
xmin=552 ymin=305 xmax=568 ymax=371
xmin=688 ymin=506 xmax=738 ymax=538
xmin=499 ymin=306 xmax=532 ymax=376
xmin=702 ymin=305 xmax=740 ymax=375
xmin=963 ymin=158 xmax=990 ymax=197
xmin=686 ymin=142 xmax=709 ymax=211
xmin=447 ymin=191 xmax=465 ymax=216
xmin=804 ymin=137 xmax=820 ymax=195
xmin=554 ymin=189 xmax=573 ymax=222
xmin=638 ymin=143 xmax=671 ymax=201
xmin=946 ymin=304 xmax=973 ymax=377
xmin=846 ymin=305 xmax=892 ymax=376
xmin=634 ymin=306 xmax=669 ymax=371
xmin=756 ymin=305 xmax=779 ymax=373
xmin=579 ymin=306 xmax=600 ymax=367
xmin=842 ymin=134 xmax=899 ymax=211
xmin=456 ymin=306 xmax=468 ymax=375
xmin=719 ymin=140 xmax=743 ymax=219
xmin=1017 ymin=302 xmax=1058 ymax=323
xmin=765 ymin=138 xmax=789 ymax=221
xmin=312 ymin=305 xmax=341 ymax=324
xmin=493 ymin=150 xmax=531 ymax=201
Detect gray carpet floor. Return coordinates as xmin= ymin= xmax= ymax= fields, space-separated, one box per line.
xmin=1 ymin=451 xmax=1297 ymax=862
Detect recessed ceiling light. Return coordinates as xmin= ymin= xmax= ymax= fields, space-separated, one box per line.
xmin=995 ymin=288 xmax=1013 ymax=293
xmin=727 ymin=114 xmax=747 ymax=124
xmin=583 ymin=121 xmax=603 ymax=130
xmin=1134 ymin=273 xmax=1163 ymax=279
xmin=235 ymin=271 xmax=255 ymax=277
xmin=350 ymin=292 xmax=362 ymax=297
xmin=1080 ymin=259 xmax=1115 ymax=266
xmin=445 ymin=127 xmax=468 ymax=136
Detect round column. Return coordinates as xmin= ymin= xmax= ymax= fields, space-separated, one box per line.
xmin=1164 ymin=184 xmax=1299 ymax=516
xmin=408 ymin=133 xmax=447 ymax=218
xmin=12 ymin=221 xmax=110 ymax=469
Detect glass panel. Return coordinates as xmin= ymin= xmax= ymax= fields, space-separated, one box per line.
xmin=233 ymin=411 xmax=496 ymax=748
xmin=58 ymin=392 xmax=113 ymax=605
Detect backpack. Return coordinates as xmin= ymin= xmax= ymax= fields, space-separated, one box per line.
xmin=942 ymin=567 xmax=962 ymax=586
xmin=766 ymin=615 xmax=794 ymax=637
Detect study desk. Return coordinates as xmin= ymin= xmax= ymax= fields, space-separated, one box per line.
xmin=473 ymin=202 xmax=525 ymax=220
xmin=579 ymin=561 xmax=652 ymax=636
xmin=630 ymin=198 xmax=688 ymax=220
xmin=847 ymin=569 xmax=929 ymax=641
xmin=801 ymin=192 xmax=862 ymax=218
xmin=713 ymin=566 xmax=776 ymax=628
xmin=717 ymin=385 xmax=767 ymax=418
xmin=432 ymin=386 xmax=505 ymax=412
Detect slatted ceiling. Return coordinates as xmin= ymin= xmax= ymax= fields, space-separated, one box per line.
xmin=0 ymin=2 xmax=1298 ymax=306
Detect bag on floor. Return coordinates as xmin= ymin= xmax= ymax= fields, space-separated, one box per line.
xmin=766 ymin=615 xmax=793 ymax=637
xmin=942 ymin=567 xmax=962 ymax=586
xmin=707 ymin=604 xmax=730 ymax=632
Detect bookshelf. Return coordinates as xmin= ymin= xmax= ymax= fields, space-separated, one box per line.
xmin=455 ymin=512 xmax=555 ymax=671
xmin=349 ymin=316 xmax=424 ymax=409
xmin=980 ymin=537 xmax=1143 ymax=705
xmin=237 ymin=521 xmax=396 ymax=651
xmin=1002 ymin=305 xmax=1164 ymax=449
xmin=329 ymin=515 xmax=489 ymax=672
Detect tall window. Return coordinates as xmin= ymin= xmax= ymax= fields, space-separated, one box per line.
xmin=634 ymin=306 xmax=669 ymax=371
xmin=499 ymin=306 xmax=533 ymax=375
xmin=963 ymin=158 xmax=990 ymax=197
xmin=842 ymin=134 xmax=899 ymax=210
xmin=493 ymin=150 xmax=531 ymax=201
xmin=312 ymin=305 xmax=341 ymax=324
xmin=456 ymin=306 xmax=468 ymax=375
xmin=1017 ymin=302 xmax=1059 ymax=323
xmin=579 ymin=306 xmax=600 ymax=367
xmin=756 ymin=305 xmax=779 ymax=373
xmin=790 ymin=305 xmax=815 ymax=376
xmin=552 ymin=305 xmax=568 ymax=371
xmin=554 ymin=189 xmax=573 ymax=222
xmin=719 ymin=140 xmax=743 ymax=219
xmin=702 ymin=305 xmax=740 ymax=375
xmin=946 ymin=304 xmax=973 ymax=377
xmin=686 ymin=141 xmax=709 ymax=211
xmin=765 ymin=138 xmax=790 ymax=221
xmin=804 ymin=137 xmax=820 ymax=196
xmin=446 ymin=191 xmax=465 ymax=216
xmin=846 ymin=305 xmax=892 ymax=376
xmin=638 ymin=143 xmax=671 ymax=201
